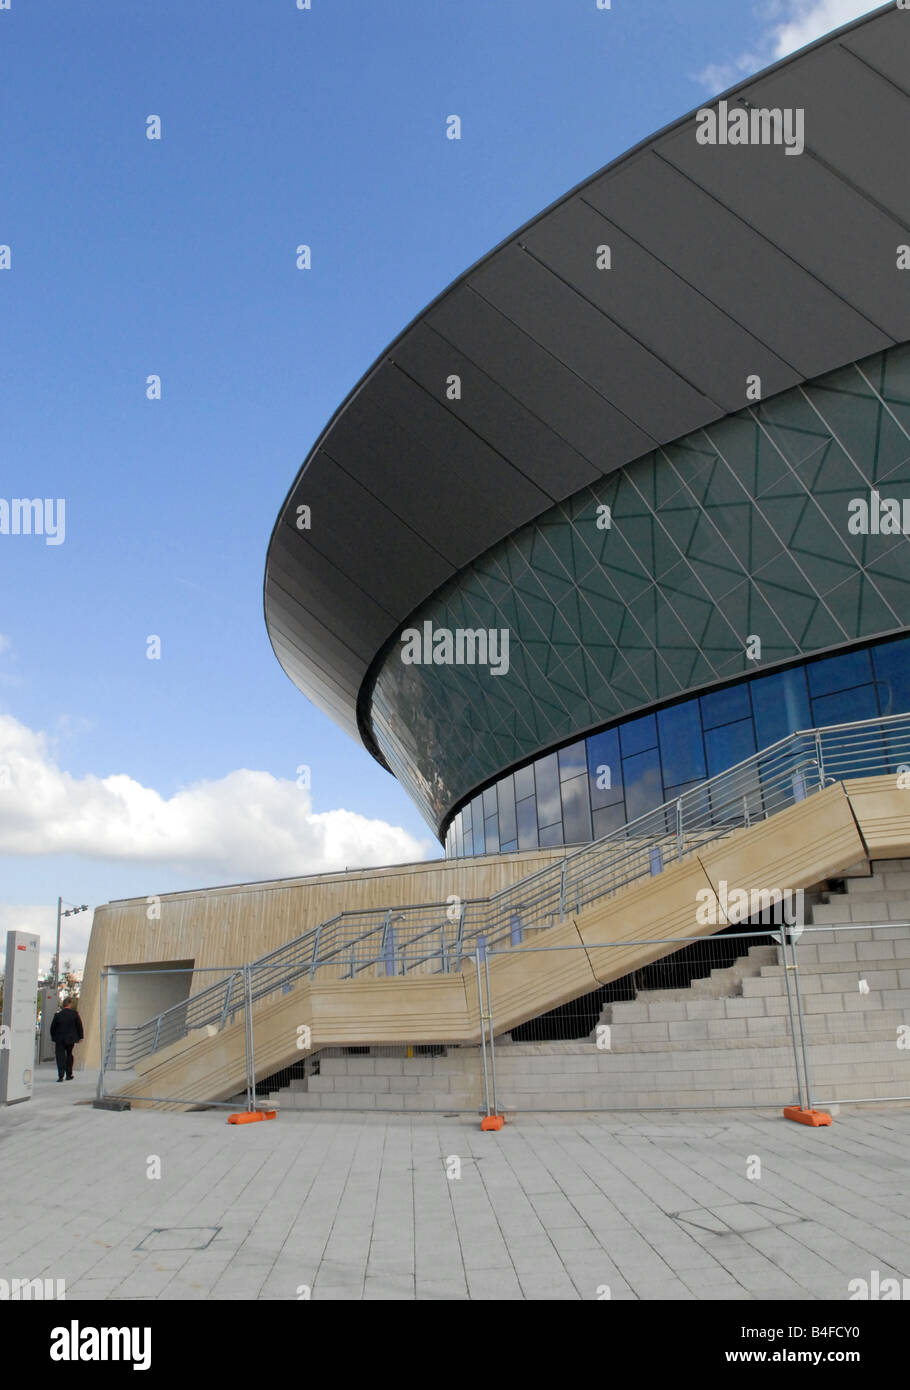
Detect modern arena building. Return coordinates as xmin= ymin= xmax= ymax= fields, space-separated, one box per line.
xmin=82 ymin=2 xmax=910 ymax=1114
xmin=264 ymin=1 xmax=910 ymax=862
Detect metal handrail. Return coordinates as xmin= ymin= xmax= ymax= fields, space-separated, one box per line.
xmin=102 ymin=710 xmax=910 ymax=1070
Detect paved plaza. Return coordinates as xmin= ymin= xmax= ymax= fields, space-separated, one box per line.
xmin=1 ymin=1064 xmax=909 ymax=1301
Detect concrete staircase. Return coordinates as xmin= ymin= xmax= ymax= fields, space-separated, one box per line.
xmin=271 ymin=860 xmax=910 ymax=1113
xmin=117 ymin=775 xmax=910 ymax=1110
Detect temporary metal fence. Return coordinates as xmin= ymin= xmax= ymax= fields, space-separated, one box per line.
xmin=95 ymin=920 xmax=910 ymax=1117
xmin=98 ymin=711 xmax=910 ymax=1092
xmin=472 ymin=922 xmax=910 ymax=1117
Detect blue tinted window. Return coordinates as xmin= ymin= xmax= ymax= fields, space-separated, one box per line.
xmin=593 ymin=803 xmax=626 ymax=839
xmin=558 ymin=740 xmax=587 ymax=780
xmin=561 ymin=773 xmax=593 ymax=844
xmin=516 ymin=796 xmax=538 ymax=850
xmin=514 ymin=764 xmax=535 ymax=801
xmin=872 ymin=636 xmax=910 ymax=716
xmin=704 ymin=718 xmax=756 ymax=777
xmin=750 ymin=666 xmax=810 ymax=749
xmin=471 ymin=798 xmax=485 ymax=856
xmin=535 ymin=753 xmax=561 ymax=828
xmin=587 ymin=728 xmax=622 ymax=809
xmin=619 ymin=713 xmax=658 ymax=757
xmin=811 ymin=685 xmax=879 ymax=728
xmin=482 ymin=786 xmax=497 ymax=820
xmin=484 ymin=816 xmax=500 ymax=855
xmin=657 ymin=700 xmax=706 ymax=787
xmin=539 ymin=821 xmax=564 ymax=848
xmin=807 ymin=648 xmax=873 ymax=698
xmin=622 ymin=747 xmax=663 ymax=821
xmin=700 ymin=684 xmax=751 ymax=730
xmin=497 ymin=776 xmax=517 ymax=845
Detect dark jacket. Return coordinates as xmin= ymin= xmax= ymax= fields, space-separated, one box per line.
xmin=50 ymin=1008 xmax=83 ymax=1045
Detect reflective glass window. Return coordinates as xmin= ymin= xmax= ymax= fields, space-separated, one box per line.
xmin=619 ymin=713 xmax=658 ymax=758
xmin=561 ymin=773 xmax=593 ymax=844
xmin=558 ymin=740 xmax=587 ymax=781
xmin=497 ymin=776 xmax=517 ymax=846
xmin=750 ymin=666 xmax=810 ymax=749
xmin=657 ymin=700 xmax=706 ymax=787
xmin=872 ymin=635 xmax=910 ymax=716
xmin=587 ymin=728 xmax=622 ymax=809
xmin=622 ymin=747 xmax=663 ymax=821
xmin=704 ymin=718 xmax=756 ymax=776
xmin=514 ymin=764 xmax=535 ymax=801
xmin=535 ymin=753 xmax=561 ymax=829
xmin=811 ymin=684 xmax=879 ymax=728
xmin=516 ymin=796 xmax=538 ymax=850
xmin=700 ymin=684 xmax=751 ymax=730
xmin=807 ymin=648 xmax=873 ymax=698
xmin=593 ymin=803 xmax=627 ymax=840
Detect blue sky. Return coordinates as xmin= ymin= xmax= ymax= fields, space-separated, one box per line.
xmin=0 ymin=0 xmax=881 ymax=969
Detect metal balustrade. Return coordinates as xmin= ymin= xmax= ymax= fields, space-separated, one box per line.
xmin=101 ymin=711 xmax=910 ymax=1072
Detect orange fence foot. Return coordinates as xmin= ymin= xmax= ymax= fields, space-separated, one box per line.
xmin=783 ymin=1105 xmax=832 ymax=1127
xmin=480 ymin=1114 xmax=504 ymax=1131
xmin=228 ymin=1110 xmax=277 ymax=1125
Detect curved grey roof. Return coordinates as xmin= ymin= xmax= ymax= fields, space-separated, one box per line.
xmin=264 ymin=2 xmax=910 ymax=767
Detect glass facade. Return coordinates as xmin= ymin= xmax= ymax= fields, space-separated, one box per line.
xmin=369 ymin=342 xmax=910 ymax=839
xmin=444 ymin=634 xmax=910 ymax=856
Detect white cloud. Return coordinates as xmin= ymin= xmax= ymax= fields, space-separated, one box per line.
xmin=771 ymin=1 xmax=881 ymax=58
xmin=694 ymin=0 xmax=880 ymax=92
xmin=0 ymin=712 xmax=432 ymax=883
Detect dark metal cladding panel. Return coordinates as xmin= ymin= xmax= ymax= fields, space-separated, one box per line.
xmin=584 ymin=153 xmax=888 ymax=377
xmin=266 ymin=608 xmax=364 ymax=720
xmin=661 ymin=117 xmax=909 ymax=344
xmin=749 ymin=43 xmax=910 ymax=224
xmin=427 ymin=284 xmax=656 ymax=468
xmin=268 ymin=528 xmax=390 ymax=658
xmin=522 ymin=197 xmax=800 ymax=410
xmin=843 ymin=5 xmax=910 ymax=93
xmin=394 ymin=323 xmax=602 ymax=500
xmin=391 ymin=323 xmax=601 ymax=500
xmin=470 ymin=243 xmax=723 ymax=439
xmin=344 ymin=367 xmax=553 ymax=564
xmin=291 ymin=450 xmax=454 ymax=613
xmin=266 ymin=583 xmax=365 ymax=692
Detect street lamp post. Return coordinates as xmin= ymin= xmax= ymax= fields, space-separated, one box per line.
xmin=52 ymin=899 xmax=90 ymax=995
xmin=39 ymin=899 xmax=90 ymax=1066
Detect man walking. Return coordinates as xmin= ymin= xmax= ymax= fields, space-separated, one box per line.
xmin=50 ymin=998 xmax=83 ymax=1081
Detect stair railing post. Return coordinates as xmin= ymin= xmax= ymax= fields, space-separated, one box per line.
xmin=309 ymin=923 xmax=322 ymax=979
xmin=559 ymin=858 xmax=567 ymax=923
xmin=676 ymin=797 xmax=684 ymax=861
xmin=454 ymin=902 xmax=466 ymax=972
xmin=814 ymin=730 xmax=826 ymax=790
